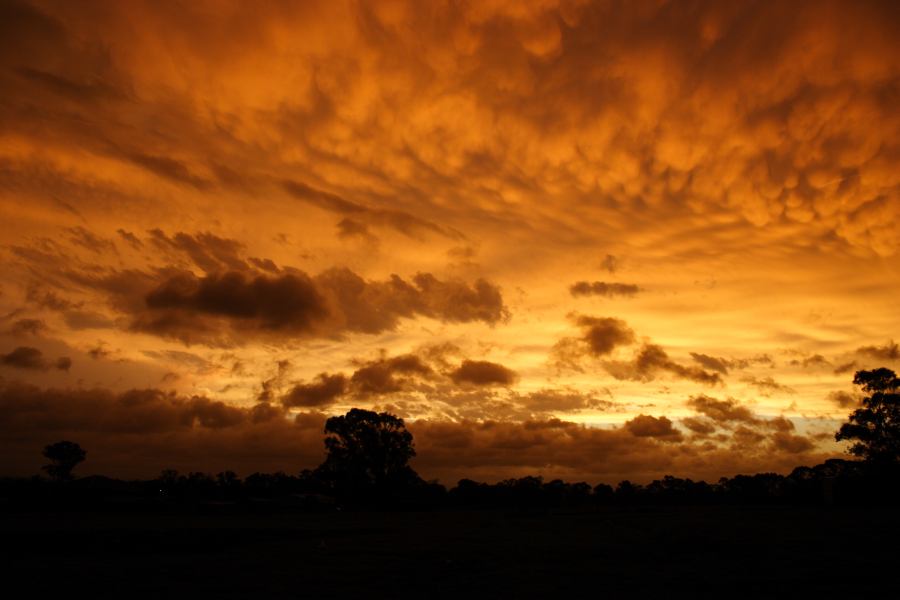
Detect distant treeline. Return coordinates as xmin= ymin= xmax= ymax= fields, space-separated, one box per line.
xmin=3 ymin=458 xmax=900 ymax=512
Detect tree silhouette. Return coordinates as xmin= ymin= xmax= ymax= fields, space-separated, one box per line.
xmin=42 ymin=440 xmax=86 ymax=481
xmin=835 ymin=368 xmax=900 ymax=463
xmin=317 ymin=408 xmax=419 ymax=495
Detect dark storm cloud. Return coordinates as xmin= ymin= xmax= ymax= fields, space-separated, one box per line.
xmin=7 ymin=318 xmax=46 ymax=336
xmin=827 ymin=390 xmax=858 ymax=409
xmin=282 ymin=373 xmax=348 ymax=408
xmin=687 ymin=395 xmax=759 ymax=425
xmin=449 ymin=360 xmax=518 ymax=386
xmin=856 ymin=340 xmax=900 ymax=361
xmin=788 ymin=354 xmax=831 ymax=369
xmin=574 ymin=316 xmax=635 ymax=356
xmin=569 ymin=281 xmax=640 ymax=298
xmin=1 ymin=346 xmax=70 ymax=371
xmin=681 ymin=416 xmax=717 ymax=436
xmin=741 ymin=375 xmax=795 ymax=396
xmin=118 ymin=266 xmax=508 ymax=345
xmin=624 ymin=415 xmax=682 ymax=441
xmin=689 ymin=353 xmax=731 ymax=374
xmin=336 ymin=218 xmax=376 ymax=242
xmin=513 ymin=388 xmax=613 ymax=413
xmin=606 ymin=344 xmax=722 ymax=385
xmin=143 ymin=270 xmax=328 ymax=333
xmin=349 ymin=353 xmax=433 ymax=396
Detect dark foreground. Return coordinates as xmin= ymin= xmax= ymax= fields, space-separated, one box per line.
xmin=4 ymin=506 xmax=897 ymax=598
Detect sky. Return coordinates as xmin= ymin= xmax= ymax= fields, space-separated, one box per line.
xmin=1 ymin=0 xmax=898 ymax=484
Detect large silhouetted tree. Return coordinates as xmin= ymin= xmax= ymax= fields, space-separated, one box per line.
xmin=318 ymin=408 xmax=419 ymax=496
xmin=835 ymin=368 xmax=900 ymax=463
xmin=42 ymin=440 xmax=86 ymax=481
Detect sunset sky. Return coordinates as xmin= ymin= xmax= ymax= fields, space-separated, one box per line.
xmin=1 ymin=0 xmax=898 ymax=484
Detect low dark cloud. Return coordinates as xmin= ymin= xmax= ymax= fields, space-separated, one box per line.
xmin=144 ymin=270 xmax=328 ymax=333
xmin=349 ymin=354 xmax=433 ymax=396
xmin=690 ymin=352 xmax=774 ymax=374
xmin=687 ymin=395 xmax=759 ymax=425
xmin=283 ymin=373 xmax=348 ymax=407
xmin=7 ymin=318 xmax=46 ymax=336
xmin=1 ymin=346 xmax=70 ymax=371
xmin=569 ymin=281 xmax=640 ymax=298
xmin=689 ymin=353 xmax=731 ymax=374
xmin=789 ymin=354 xmax=831 ymax=369
xmin=109 ymin=266 xmax=508 ymax=346
xmin=681 ymin=416 xmax=717 ymax=436
xmin=741 ymin=375 xmax=795 ymax=396
xmin=624 ymin=415 xmax=682 ymax=441
xmin=607 ymin=344 xmax=722 ymax=385
xmin=574 ymin=316 xmax=635 ymax=356
xmin=449 ymin=360 xmax=517 ymax=386
xmin=827 ymin=390 xmax=858 ymax=409
xmin=856 ymin=340 xmax=900 ymax=361
xmin=514 ymin=388 xmax=613 ymax=413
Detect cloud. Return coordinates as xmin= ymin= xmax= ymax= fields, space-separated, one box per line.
xmin=283 ymin=373 xmax=348 ymax=407
xmin=569 ymin=281 xmax=640 ymax=298
xmin=827 ymin=390 xmax=858 ymax=409
xmin=449 ymin=359 xmax=517 ymax=386
xmin=856 ymin=340 xmax=900 ymax=361
xmin=148 ymin=230 xmax=249 ymax=273
xmin=7 ymin=318 xmax=46 ymax=336
xmin=687 ymin=395 xmax=759 ymax=425
xmin=624 ymin=415 xmax=682 ymax=441
xmin=89 ymin=266 xmax=508 ymax=345
xmin=573 ymin=315 xmax=635 ymax=356
xmin=741 ymin=375 xmax=796 ymax=396
xmin=606 ymin=344 xmax=722 ymax=385
xmin=1 ymin=346 xmax=70 ymax=371
xmin=349 ymin=353 xmax=434 ymax=396
xmin=689 ymin=353 xmax=731 ymax=374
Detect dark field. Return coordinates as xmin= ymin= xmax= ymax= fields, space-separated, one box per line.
xmin=4 ymin=506 xmax=899 ymax=598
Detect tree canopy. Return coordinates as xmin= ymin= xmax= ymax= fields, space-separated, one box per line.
xmin=835 ymin=368 xmax=900 ymax=463
xmin=317 ymin=408 xmax=420 ymax=495
xmin=42 ymin=440 xmax=86 ymax=481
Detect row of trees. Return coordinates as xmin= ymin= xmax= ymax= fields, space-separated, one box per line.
xmin=25 ymin=368 xmax=900 ymax=509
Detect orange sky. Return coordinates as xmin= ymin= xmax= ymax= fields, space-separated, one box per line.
xmin=1 ymin=0 xmax=898 ymax=484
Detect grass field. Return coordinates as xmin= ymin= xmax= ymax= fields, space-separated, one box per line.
xmin=3 ymin=505 xmax=898 ymax=597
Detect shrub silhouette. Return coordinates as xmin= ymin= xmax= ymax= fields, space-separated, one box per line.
xmin=42 ymin=440 xmax=86 ymax=481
